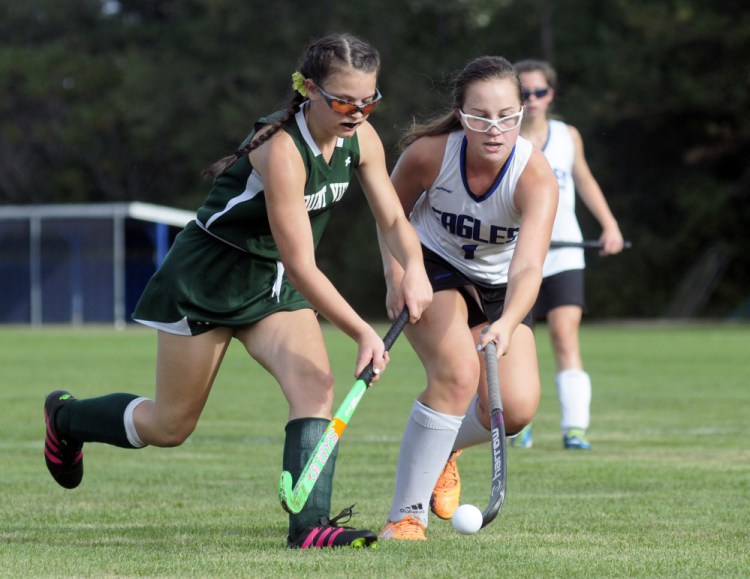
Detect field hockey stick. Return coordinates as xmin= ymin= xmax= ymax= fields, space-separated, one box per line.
xmin=550 ymin=240 xmax=632 ymax=249
xmin=278 ymin=307 xmax=410 ymax=514
xmin=481 ymin=339 xmax=507 ymax=528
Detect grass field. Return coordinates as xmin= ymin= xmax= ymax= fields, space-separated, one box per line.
xmin=1 ymin=322 xmax=749 ymax=577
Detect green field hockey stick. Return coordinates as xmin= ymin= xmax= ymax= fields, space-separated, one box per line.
xmin=278 ymin=307 xmax=410 ymax=514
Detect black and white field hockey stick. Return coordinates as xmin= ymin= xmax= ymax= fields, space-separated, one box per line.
xmin=480 ymin=339 xmax=507 ymax=528
xmin=550 ymin=240 xmax=632 ymax=250
xmin=278 ymin=307 xmax=410 ymax=514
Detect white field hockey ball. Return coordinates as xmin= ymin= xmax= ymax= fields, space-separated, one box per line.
xmin=452 ymin=504 xmax=483 ymax=534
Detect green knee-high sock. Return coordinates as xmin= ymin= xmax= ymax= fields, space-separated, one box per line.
xmin=283 ymin=418 xmax=338 ymax=540
xmin=56 ymin=393 xmax=141 ymax=449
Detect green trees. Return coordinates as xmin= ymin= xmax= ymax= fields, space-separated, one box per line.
xmin=2 ymin=0 xmax=748 ymax=317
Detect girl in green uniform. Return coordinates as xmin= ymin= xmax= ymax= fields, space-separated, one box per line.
xmin=42 ymin=33 xmax=432 ymax=549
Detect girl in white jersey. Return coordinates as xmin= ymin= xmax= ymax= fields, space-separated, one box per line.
xmin=426 ymin=60 xmax=627 ymax=525
xmin=378 ymin=56 xmax=558 ymax=541
xmin=513 ymin=59 xmax=624 ymax=450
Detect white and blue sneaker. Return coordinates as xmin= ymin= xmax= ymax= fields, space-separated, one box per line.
xmin=563 ymin=428 xmax=591 ymax=450
xmin=510 ymin=423 xmax=533 ymax=448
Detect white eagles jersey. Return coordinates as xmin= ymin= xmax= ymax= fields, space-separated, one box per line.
xmin=542 ymin=119 xmax=585 ymax=276
xmin=410 ymin=130 xmax=532 ymax=286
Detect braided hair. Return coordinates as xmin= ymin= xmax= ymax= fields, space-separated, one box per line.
xmin=203 ymin=33 xmax=381 ymax=179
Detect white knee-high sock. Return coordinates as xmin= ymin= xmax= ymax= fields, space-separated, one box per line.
xmin=452 ymin=394 xmax=491 ymax=451
xmin=556 ymin=369 xmax=591 ymax=433
xmin=388 ymin=400 xmax=463 ymax=527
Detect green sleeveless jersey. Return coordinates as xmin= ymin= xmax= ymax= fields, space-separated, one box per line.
xmin=196 ymin=104 xmax=361 ymax=259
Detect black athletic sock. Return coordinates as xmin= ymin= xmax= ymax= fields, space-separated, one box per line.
xmin=283 ymin=417 xmax=338 ymax=539
xmin=55 ymin=393 xmax=142 ymax=449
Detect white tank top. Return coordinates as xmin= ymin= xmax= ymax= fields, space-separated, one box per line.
xmin=542 ymin=119 xmax=585 ymax=276
xmin=410 ymin=131 xmax=532 ymax=286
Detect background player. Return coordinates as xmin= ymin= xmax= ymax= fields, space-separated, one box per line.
xmin=513 ymin=59 xmax=625 ymax=450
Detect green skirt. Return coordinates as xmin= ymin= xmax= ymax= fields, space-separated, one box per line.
xmin=132 ymin=221 xmax=310 ymax=335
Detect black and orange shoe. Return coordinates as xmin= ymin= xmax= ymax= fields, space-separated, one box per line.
xmin=44 ymin=390 xmax=83 ymax=489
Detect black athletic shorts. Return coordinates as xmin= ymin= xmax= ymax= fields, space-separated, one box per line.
xmin=532 ymin=268 xmax=585 ymax=320
xmin=422 ymin=245 xmax=533 ymax=329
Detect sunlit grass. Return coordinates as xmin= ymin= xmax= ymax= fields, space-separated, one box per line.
xmin=1 ymin=322 xmax=748 ymax=577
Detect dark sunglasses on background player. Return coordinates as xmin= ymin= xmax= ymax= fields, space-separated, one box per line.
xmin=316 ymin=85 xmax=383 ymax=115
xmin=521 ymin=87 xmax=551 ymax=101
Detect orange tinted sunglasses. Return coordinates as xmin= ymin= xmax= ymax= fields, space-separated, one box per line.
xmin=316 ymin=85 xmax=382 ymax=115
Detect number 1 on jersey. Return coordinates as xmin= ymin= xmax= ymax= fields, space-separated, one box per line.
xmin=462 ymin=244 xmax=478 ymax=259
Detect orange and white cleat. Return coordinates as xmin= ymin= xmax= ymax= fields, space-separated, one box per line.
xmin=379 ymin=516 xmax=427 ymax=541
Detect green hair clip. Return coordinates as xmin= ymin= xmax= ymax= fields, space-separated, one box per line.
xmin=291 ymin=72 xmax=308 ymax=97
